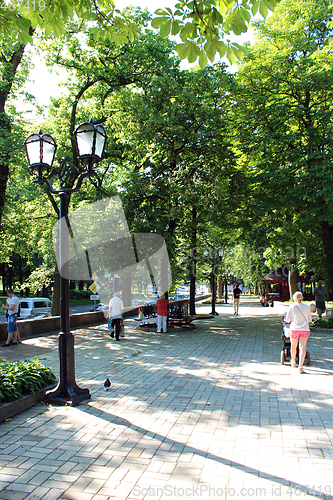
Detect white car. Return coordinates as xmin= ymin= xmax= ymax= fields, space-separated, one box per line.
xmin=91 ymin=303 xmax=108 ymax=312
xmin=169 ymin=294 xmax=188 ymax=302
xmin=18 ymin=298 xmax=52 ymax=320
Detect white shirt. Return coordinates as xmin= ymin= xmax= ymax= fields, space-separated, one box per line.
xmin=285 ymin=302 xmax=312 ymax=331
xmin=7 ymin=296 xmax=19 ymax=316
xmin=108 ymin=296 xmax=124 ymax=319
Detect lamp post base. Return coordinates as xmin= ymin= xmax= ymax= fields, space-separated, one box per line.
xmin=44 ymin=386 xmax=91 ymax=406
xmin=44 ymin=331 xmax=91 ymax=406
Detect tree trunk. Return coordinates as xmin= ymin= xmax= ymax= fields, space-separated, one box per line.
xmin=320 ymin=221 xmax=333 ymax=300
xmin=0 ymin=263 xmax=5 ymax=293
xmin=122 ymin=271 xmax=132 ymax=307
xmin=0 ymin=39 xmax=30 ymax=228
xmin=218 ymin=275 xmax=223 ymax=299
xmin=0 ymin=112 xmax=10 ymax=229
xmin=288 ymin=265 xmax=299 ymax=300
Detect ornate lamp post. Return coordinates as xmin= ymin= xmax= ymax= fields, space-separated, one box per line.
xmin=24 ymin=119 xmax=107 ymax=406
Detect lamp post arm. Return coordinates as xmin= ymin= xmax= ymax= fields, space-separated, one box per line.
xmin=69 ymin=168 xmax=95 ymax=194
xmin=33 ymin=165 xmax=95 ymax=196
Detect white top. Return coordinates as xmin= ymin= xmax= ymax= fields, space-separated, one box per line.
xmin=7 ymin=296 xmax=20 ymax=315
xmin=285 ymin=302 xmax=312 ymax=331
xmin=108 ymin=296 xmax=124 ymax=319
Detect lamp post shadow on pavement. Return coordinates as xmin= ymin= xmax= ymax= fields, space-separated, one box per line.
xmin=24 ymin=119 xmax=107 ymax=406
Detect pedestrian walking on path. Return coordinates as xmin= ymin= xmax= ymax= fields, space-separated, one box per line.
xmin=232 ymin=284 xmax=242 ymax=315
xmin=107 ymin=292 xmax=124 ymax=341
xmin=285 ymin=291 xmax=312 ymax=373
xmin=313 ymin=280 xmax=326 ymax=318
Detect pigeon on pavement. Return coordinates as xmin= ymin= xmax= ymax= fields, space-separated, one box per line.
xmin=104 ymin=378 xmax=111 ymax=390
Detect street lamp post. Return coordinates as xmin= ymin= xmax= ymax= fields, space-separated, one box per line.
xmin=24 ymin=119 xmax=107 ymax=406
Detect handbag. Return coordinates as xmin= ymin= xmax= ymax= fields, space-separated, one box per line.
xmin=120 ymin=322 xmax=125 ymax=337
xmin=108 ymin=318 xmax=114 ymax=333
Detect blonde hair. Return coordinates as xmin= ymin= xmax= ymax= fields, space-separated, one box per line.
xmin=293 ymin=291 xmax=303 ymax=303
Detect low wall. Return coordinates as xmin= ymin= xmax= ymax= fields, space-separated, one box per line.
xmin=0 ymin=311 xmax=108 ymax=342
xmin=0 ymin=295 xmax=210 ymax=342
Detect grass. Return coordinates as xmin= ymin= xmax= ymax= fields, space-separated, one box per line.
xmin=282 ymin=300 xmax=333 ymax=307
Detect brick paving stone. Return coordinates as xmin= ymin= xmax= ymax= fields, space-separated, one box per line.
xmin=1 ymin=299 xmax=333 ymax=499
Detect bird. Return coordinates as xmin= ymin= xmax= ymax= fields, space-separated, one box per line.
xmin=104 ymin=378 xmax=111 ymax=390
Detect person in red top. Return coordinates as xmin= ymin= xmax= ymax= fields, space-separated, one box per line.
xmin=156 ymin=293 xmax=169 ymax=333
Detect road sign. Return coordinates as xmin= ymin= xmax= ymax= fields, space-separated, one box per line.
xmin=90 ymin=295 xmax=99 ymax=301
xmin=90 ymin=271 xmax=99 ymax=281
xmin=89 ymin=282 xmax=100 ymax=294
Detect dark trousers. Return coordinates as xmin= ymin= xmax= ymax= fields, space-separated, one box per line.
xmin=112 ymin=318 xmax=122 ymax=340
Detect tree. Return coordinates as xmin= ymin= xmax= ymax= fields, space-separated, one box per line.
xmin=233 ymin=0 xmax=333 ymax=294
xmin=0 ymin=0 xmax=143 ymax=230
xmin=105 ymin=63 xmax=242 ymax=312
xmin=6 ymin=28 xmax=182 ymax=310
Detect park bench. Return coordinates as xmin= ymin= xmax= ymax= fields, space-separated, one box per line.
xmin=168 ymin=301 xmax=194 ymax=327
xmin=135 ymin=300 xmax=194 ymax=330
xmin=136 ymin=304 xmax=157 ymax=330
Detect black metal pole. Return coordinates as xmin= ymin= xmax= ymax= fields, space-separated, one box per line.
xmin=224 ymin=274 xmax=228 ymax=304
xmin=44 ymin=192 xmax=90 ymax=406
xmin=211 ymin=263 xmax=218 ymax=315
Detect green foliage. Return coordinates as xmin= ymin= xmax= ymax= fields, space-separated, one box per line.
xmin=232 ymin=0 xmax=333 ymax=285
xmin=69 ymin=289 xmax=91 ymax=300
xmin=0 ymin=358 xmax=56 ymax=404
xmin=152 ymin=0 xmax=280 ymax=66
xmin=0 ymin=0 xmax=140 ymax=48
xmin=0 ymin=0 xmax=280 ymax=66
xmin=310 ymin=317 xmax=333 ymax=329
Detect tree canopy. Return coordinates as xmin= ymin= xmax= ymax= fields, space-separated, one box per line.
xmin=233 ymin=0 xmax=333 ymax=287
xmin=1 ymin=0 xmax=281 ymax=65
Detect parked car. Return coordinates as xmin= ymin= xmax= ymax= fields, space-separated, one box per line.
xmin=91 ymin=303 xmax=108 ymax=312
xmin=169 ymin=294 xmax=188 ymax=302
xmin=132 ymin=299 xmax=145 ymax=306
xmin=18 ymin=298 xmax=52 ymax=320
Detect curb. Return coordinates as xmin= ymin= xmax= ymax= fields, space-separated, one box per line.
xmin=310 ymin=328 xmax=333 ymax=333
xmin=0 ymin=383 xmax=57 ymax=424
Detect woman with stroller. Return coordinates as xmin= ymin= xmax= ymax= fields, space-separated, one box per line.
xmin=285 ymin=291 xmax=312 ymax=374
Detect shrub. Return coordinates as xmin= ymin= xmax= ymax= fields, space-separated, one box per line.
xmin=69 ymin=290 xmax=91 ymax=299
xmin=310 ymin=318 xmax=333 ymax=329
xmin=0 ymin=358 xmax=56 ymax=404
xmin=202 ymin=299 xmax=225 ymax=304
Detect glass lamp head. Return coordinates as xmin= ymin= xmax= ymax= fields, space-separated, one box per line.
xmin=24 ymin=130 xmax=57 ymax=173
xmin=74 ymin=118 xmax=107 ymax=165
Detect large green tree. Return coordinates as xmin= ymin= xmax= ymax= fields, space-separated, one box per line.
xmin=233 ymin=0 xmax=333 ymax=292
xmin=0 ymin=0 xmax=142 ymax=230
xmin=106 ymin=64 xmax=244 ymax=310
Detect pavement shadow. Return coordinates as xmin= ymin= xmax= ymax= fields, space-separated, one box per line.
xmin=77 ymin=406 xmax=333 ymax=500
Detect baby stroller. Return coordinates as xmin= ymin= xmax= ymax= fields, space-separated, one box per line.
xmin=281 ymin=313 xmax=310 ymax=365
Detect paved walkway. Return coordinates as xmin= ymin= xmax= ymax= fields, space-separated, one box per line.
xmin=0 ymin=298 xmax=333 ymax=500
